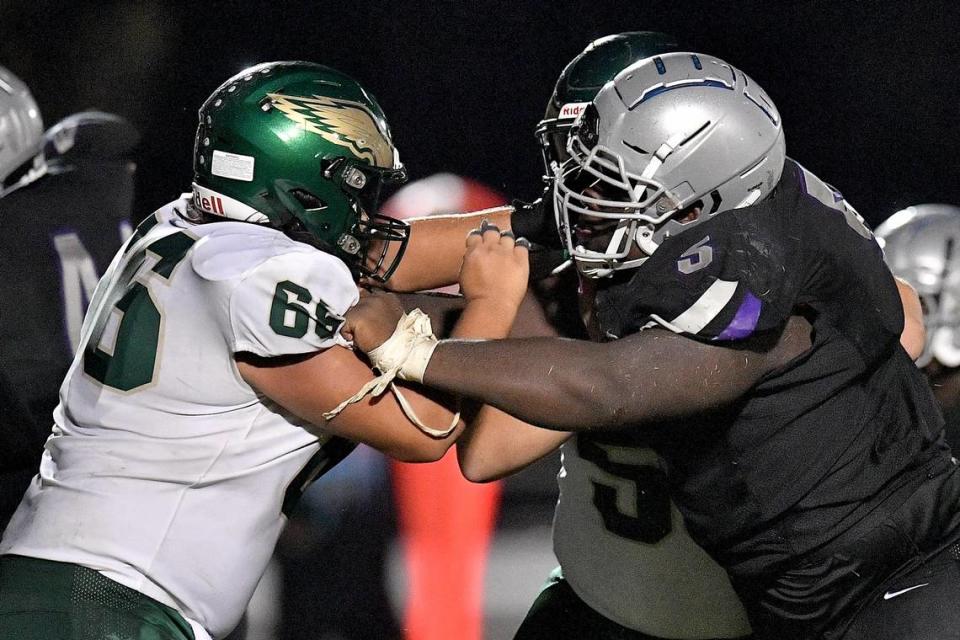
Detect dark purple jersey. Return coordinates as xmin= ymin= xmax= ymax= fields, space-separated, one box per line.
xmin=593 ymin=159 xmax=957 ymax=638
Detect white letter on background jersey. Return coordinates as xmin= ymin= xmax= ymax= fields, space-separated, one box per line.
xmin=54 ymin=232 xmax=101 ymax=354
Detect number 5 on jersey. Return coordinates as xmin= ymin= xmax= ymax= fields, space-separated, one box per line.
xmin=577 ymin=437 xmax=673 ymax=544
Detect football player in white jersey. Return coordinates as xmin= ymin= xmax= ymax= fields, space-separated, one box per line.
xmin=0 ymin=61 xmax=530 ymax=640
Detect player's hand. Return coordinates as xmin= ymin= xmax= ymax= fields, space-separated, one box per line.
xmin=342 ymin=290 xmax=405 ymax=353
xmin=510 ymin=181 xmax=561 ymax=249
xmin=460 ymin=220 xmax=530 ymax=313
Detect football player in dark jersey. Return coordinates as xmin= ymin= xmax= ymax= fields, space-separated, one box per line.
xmin=876 ymin=204 xmax=960 ymax=449
xmin=347 ymin=52 xmax=959 ymax=639
xmin=0 ymin=65 xmax=139 ymax=531
xmin=474 ymin=34 xmax=753 ymax=640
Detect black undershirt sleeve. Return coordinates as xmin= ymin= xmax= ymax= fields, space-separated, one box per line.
xmin=423 ymin=315 xmax=812 ymax=432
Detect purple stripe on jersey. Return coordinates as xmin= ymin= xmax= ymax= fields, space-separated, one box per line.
xmin=716 ymin=291 xmax=762 ymax=340
xmin=796 ymin=163 xmax=808 ymax=195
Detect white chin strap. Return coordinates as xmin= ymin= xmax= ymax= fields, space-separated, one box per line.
xmin=575 ymin=260 xmax=615 ymax=279
xmin=576 ymin=223 xmax=651 ymax=279
xmin=735 ymin=189 xmax=763 ymax=208
xmin=635 ymin=223 xmax=659 ymax=257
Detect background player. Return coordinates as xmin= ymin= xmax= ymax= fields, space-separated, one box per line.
xmin=346 ymin=53 xmax=957 ymax=639
xmin=876 ymin=203 xmax=960 ymax=447
xmin=0 ymin=64 xmax=139 ymax=531
xmin=0 ymin=61 xmax=529 ymax=640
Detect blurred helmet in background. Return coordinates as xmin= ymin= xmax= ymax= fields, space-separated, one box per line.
xmin=876 ymin=203 xmax=960 ymax=367
xmin=0 ymin=65 xmax=46 ymax=197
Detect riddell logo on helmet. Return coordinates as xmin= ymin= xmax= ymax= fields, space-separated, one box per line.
xmin=559 ymin=102 xmax=590 ymax=120
xmin=194 ymin=191 xmax=225 ymax=215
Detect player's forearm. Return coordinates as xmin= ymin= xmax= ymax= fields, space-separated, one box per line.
xmin=422 ymin=328 xmax=783 ymax=432
xmin=423 ymin=337 xmax=631 ymax=431
xmin=449 ymin=288 xmax=570 ymax=480
xmin=385 ymin=208 xmax=513 ymax=292
xmin=395 ymin=292 xmax=466 ymax=338
xmin=457 ymin=407 xmax=571 ymax=482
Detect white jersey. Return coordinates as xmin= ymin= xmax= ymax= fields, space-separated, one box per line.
xmin=1 ymin=197 xmax=359 ymax=639
xmin=554 ymin=437 xmax=751 ymax=639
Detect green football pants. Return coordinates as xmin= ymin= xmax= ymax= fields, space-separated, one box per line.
xmin=0 ymin=555 xmax=195 ymax=640
xmin=514 ymin=567 xmax=753 ymax=640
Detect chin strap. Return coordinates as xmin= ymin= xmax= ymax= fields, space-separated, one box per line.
xmin=321 ymin=309 xmax=458 ymax=437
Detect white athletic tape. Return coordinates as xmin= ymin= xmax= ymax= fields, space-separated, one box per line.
xmin=322 ymin=309 xmax=458 ymax=437
xmin=365 ymin=308 xmax=439 ymax=383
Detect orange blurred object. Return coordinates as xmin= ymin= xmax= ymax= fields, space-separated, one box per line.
xmin=382 ymin=174 xmax=506 ymax=640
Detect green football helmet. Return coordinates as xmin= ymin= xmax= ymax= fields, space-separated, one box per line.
xmin=536 ymin=32 xmax=682 ymax=175
xmin=192 ymin=61 xmax=409 ymax=282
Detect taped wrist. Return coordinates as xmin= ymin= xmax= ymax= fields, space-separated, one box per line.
xmin=322 ymin=309 xmax=456 ymax=438
xmin=366 ymin=309 xmax=440 ymax=383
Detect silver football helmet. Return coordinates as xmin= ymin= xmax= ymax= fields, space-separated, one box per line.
xmin=875 ymin=204 xmax=960 ymax=367
xmin=554 ymin=52 xmax=786 ymax=278
xmin=0 ymin=65 xmax=45 ymax=197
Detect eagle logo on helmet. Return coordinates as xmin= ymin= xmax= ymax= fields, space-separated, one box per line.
xmin=267 ymin=93 xmax=394 ymax=168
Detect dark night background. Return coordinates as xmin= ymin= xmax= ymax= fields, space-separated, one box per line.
xmin=2 ymin=0 xmax=959 ymax=227
xmin=2 ymin=3 xmax=960 ymax=637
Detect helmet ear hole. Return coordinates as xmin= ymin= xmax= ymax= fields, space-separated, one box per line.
xmin=676 ymin=200 xmax=703 ymax=224
xmin=289 ymin=188 xmax=327 ymax=212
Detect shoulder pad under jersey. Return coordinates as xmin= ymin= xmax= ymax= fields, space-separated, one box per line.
xmin=596 ymin=158 xmax=900 ymax=359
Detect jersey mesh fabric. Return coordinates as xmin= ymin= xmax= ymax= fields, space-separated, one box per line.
xmin=553 ymin=438 xmax=751 ymax=637
xmin=0 ymin=555 xmax=195 ymax=640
